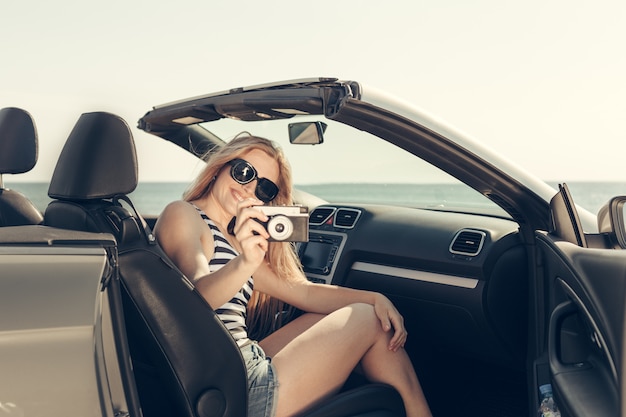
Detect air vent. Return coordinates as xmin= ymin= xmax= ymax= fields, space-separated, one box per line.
xmin=334 ymin=208 xmax=361 ymax=229
xmin=309 ymin=207 xmax=336 ymax=226
xmin=449 ymin=229 xmax=486 ymax=256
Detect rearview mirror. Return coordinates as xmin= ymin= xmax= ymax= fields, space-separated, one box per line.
xmin=597 ymin=196 xmax=626 ymax=249
xmin=288 ymin=122 xmax=326 ymax=145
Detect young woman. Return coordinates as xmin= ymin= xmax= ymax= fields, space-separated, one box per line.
xmin=155 ymin=134 xmax=432 ymax=417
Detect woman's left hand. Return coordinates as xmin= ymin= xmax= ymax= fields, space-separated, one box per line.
xmin=373 ymin=293 xmax=407 ymax=352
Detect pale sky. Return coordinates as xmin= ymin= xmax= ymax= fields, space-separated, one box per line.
xmin=1 ymin=0 xmax=625 ymax=183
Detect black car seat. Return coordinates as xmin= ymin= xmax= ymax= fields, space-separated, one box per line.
xmin=43 ymin=111 xmax=405 ymax=417
xmin=0 ymin=107 xmax=43 ymax=226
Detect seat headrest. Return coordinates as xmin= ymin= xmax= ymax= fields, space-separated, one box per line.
xmin=0 ymin=107 xmax=38 ymax=174
xmin=48 ymin=111 xmax=138 ymax=200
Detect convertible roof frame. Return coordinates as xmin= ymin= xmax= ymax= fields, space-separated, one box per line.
xmin=137 ymin=77 xmax=567 ymax=232
xmin=137 ymin=78 xmax=356 ymax=157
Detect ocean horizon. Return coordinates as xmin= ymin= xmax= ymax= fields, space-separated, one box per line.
xmin=6 ymin=181 xmax=626 ymax=218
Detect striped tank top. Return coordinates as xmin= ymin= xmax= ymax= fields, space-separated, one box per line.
xmin=194 ymin=205 xmax=253 ymax=347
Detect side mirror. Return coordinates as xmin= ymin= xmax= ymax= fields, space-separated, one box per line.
xmin=288 ymin=122 xmax=326 ymax=145
xmin=597 ymin=196 xmax=626 ymax=249
xmin=549 ymin=183 xmax=587 ymax=247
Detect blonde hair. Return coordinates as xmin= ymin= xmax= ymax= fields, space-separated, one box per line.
xmin=184 ymin=133 xmax=304 ymax=339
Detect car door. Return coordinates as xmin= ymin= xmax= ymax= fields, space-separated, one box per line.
xmin=0 ymin=225 xmax=133 ymax=417
xmin=534 ymin=186 xmax=626 ymax=417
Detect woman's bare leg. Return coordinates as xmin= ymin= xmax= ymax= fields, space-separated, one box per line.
xmin=259 ymin=303 xmax=432 ymax=417
xmin=358 ymin=327 xmax=432 ymax=417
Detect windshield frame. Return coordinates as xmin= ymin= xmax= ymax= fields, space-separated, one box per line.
xmin=138 ymin=78 xmax=597 ymax=232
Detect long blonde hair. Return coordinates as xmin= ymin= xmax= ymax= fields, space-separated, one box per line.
xmin=184 ymin=133 xmax=304 ymax=339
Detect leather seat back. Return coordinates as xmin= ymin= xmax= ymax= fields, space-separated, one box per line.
xmin=0 ymin=107 xmax=43 ymax=226
xmin=44 ymin=112 xmax=248 ymax=417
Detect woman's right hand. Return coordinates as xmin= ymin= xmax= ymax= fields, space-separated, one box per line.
xmin=230 ymin=198 xmax=271 ymax=268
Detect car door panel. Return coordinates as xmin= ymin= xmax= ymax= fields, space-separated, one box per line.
xmin=536 ymin=232 xmax=625 ymax=417
xmin=0 ymin=226 xmax=123 ymax=417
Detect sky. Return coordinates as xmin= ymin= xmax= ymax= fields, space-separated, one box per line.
xmin=1 ymin=0 xmax=625 ymax=183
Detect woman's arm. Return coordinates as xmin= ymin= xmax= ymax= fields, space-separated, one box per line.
xmin=254 ymin=263 xmax=407 ymax=351
xmin=155 ymin=200 xmax=263 ymax=309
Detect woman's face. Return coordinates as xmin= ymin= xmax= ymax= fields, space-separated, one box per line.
xmin=213 ymin=148 xmax=280 ymax=215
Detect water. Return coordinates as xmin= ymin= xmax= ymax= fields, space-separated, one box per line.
xmin=5 ymin=182 xmax=191 ymax=216
xmin=5 ymin=181 xmax=626 ymax=218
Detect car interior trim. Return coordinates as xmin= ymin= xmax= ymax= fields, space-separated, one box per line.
xmin=332 ymin=208 xmax=362 ymax=229
xmin=308 ymin=206 xmax=336 ymax=226
xmin=351 ymin=261 xmax=479 ymax=289
xmin=448 ymin=228 xmax=486 ymax=256
xmin=299 ymin=231 xmax=347 ymax=284
xmin=556 ymin=277 xmax=617 ymax=382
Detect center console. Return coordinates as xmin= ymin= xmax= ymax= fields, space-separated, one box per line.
xmin=298 ymin=231 xmax=346 ymax=284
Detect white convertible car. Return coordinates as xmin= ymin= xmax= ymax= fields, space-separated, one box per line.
xmin=1 ymin=78 xmax=625 ymax=417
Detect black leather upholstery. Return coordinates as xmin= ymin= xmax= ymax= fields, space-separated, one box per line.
xmin=118 ymin=244 xmax=249 ymax=417
xmin=43 ymin=111 xmax=406 ymax=417
xmin=0 ymin=107 xmax=43 ymax=226
xmin=0 ymin=107 xmax=38 ymax=174
xmin=47 ymin=111 xmax=137 ymax=200
xmin=298 ymin=384 xmax=404 ymax=417
xmin=0 ymin=189 xmax=44 ymax=226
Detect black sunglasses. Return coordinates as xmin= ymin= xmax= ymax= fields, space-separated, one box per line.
xmin=227 ymin=158 xmax=279 ymax=203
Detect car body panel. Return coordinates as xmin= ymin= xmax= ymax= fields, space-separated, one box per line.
xmin=0 ymin=226 xmax=119 ymax=417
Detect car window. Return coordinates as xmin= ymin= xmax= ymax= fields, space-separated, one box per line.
xmin=201 ymin=117 xmax=510 ymax=218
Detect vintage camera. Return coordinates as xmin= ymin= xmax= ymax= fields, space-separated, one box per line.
xmin=256 ymin=206 xmax=309 ymax=242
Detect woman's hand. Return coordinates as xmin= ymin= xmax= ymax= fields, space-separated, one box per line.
xmin=230 ymin=198 xmax=270 ymax=269
xmin=373 ymin=293 xmax=408 ymax=352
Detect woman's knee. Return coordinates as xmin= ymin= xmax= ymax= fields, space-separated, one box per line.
xmin=348 ymin=303 xmax=395 ymax=342
xmin=346 ymin=302 xmax=375 ymax=315
xmin=345 ymin=303 xmax=382 ymax=330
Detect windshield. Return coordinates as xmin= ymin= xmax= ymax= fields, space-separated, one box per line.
xmin=200 ymin=117 xmax=510 ymax=218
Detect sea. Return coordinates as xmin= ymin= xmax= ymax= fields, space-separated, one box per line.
xmin=6 ymin=181 xmax=626 ymax=218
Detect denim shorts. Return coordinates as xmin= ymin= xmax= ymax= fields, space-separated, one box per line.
xmin=241 ymin=342 xmax=279 ymax=417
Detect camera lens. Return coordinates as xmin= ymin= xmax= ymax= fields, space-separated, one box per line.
xmin=268 ymin=215 xmax=293 ymax=241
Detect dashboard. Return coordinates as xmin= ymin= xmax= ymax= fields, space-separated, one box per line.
xmin=300 ymin=204 xmax=520 ymax=285
xmin=300 ymin=204 xmax=529 ymax=368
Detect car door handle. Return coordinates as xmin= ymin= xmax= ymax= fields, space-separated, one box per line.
xmin=548 ymin=300 xmax=591 ymax=374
